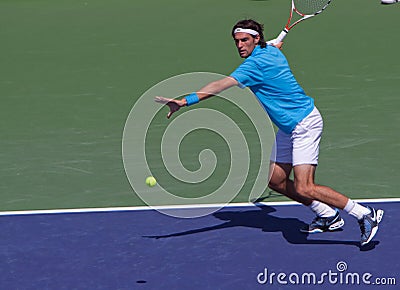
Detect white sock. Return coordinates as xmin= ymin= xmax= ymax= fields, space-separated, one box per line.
xmin=344 ymin=199 xmax=371 ymax=220
xmin=309 ymin=201 xmax=337 ymax=217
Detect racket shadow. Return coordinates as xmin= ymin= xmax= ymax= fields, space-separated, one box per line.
xmin=143 ymin=204 xmax=378 ymax=251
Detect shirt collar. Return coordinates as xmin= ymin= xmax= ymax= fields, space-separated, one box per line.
xmin=249 ymin=45 xmax=261 ymax=57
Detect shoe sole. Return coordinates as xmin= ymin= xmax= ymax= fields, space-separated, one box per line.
xmin=300 ymin=218 xmax=345 ymax=234
xmin=361 ymin=209 xmax=384 ymax=246
xmin=328 ymin=218 xmax=345 ymax=231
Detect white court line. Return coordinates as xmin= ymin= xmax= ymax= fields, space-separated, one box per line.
xmin=0 ymin=198 xmax=399 ymax=216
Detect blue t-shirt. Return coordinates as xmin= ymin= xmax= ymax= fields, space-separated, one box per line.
xmin=230 ymin=45 xmax=314 ymax=134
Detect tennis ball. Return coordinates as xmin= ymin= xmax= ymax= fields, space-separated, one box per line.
xmin=145 ymin=176 xmax=157 ymax=187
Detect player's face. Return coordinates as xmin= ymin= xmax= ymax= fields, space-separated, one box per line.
xmin=234 ymin=32 xmax=259 ymax=58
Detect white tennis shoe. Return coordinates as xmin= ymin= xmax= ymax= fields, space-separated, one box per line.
xmin=381 ymin=0 xmax=399 ymax=4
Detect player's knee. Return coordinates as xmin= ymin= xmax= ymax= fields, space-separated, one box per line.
xmin=268 ymin=178 xmax=285 ymax=192
xmin=295 ymin=183 xmax=315 ymax=199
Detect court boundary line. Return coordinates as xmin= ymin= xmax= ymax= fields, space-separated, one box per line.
xmin=0 ymin=198 xmax=399 ymax=216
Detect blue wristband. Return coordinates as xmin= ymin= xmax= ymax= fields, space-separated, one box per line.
xmin=185 ymin=93 xmax=200 ymax=106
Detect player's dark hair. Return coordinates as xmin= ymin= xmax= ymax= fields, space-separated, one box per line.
xmin=231 ymin=19 xmax=266 ymax=48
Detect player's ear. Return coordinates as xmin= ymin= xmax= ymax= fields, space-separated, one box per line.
xmin=254 ymin=34 xmax=260 ymax=45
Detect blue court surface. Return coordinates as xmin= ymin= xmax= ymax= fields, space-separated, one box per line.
xmin=1 ymin=200 xmax=398 ymax=290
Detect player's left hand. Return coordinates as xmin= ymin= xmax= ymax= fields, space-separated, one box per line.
xmin=155 ymin=96 xmax=186 ymax=119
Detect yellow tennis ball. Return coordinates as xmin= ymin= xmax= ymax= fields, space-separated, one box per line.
xmin=145 ymin=176 xmax=157 ymax=187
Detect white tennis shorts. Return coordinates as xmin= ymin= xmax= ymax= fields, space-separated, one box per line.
xmin=270 ymin=107 xmax=323 ymax=166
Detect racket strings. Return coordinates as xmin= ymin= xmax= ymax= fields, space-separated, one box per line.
xmin=293 ymin=0 xmax=330 ymax=15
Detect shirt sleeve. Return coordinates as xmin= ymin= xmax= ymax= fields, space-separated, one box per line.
xmin=230 ymin=59 xmax=263 ymax=89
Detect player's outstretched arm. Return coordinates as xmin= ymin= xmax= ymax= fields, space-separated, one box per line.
xmin=155 ymin=76 xmax=238 ymax=119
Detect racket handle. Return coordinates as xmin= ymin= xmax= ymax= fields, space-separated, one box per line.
xmin=276 ymin=29 xmax=288 ymax=43
xmin=266 ymin=29 xmax=288 ymax=46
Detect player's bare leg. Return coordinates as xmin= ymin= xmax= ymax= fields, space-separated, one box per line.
xmin=269 ymin=162 xmax=344 ymax=233
xmin=268 ymin=162 xmax=313 ymax=205
xmin=292 ymin=164 xmax=349 ymax=209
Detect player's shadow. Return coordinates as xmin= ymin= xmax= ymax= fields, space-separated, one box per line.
xmin=144 ymin=204 xmax=379 ymax=251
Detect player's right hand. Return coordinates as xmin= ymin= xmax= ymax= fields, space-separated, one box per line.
xmin=154 ymin=96 xmax=186 ymax=119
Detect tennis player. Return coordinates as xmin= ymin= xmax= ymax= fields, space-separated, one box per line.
xmin=155 ymin=19 xmax=384 ymax=246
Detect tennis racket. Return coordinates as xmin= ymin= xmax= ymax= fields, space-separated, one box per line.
xmin=268 ymin=0 xmax=333 ymax=44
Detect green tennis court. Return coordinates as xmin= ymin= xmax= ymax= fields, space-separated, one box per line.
xmin=0 ymin=0 xmax=399 ymax=212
